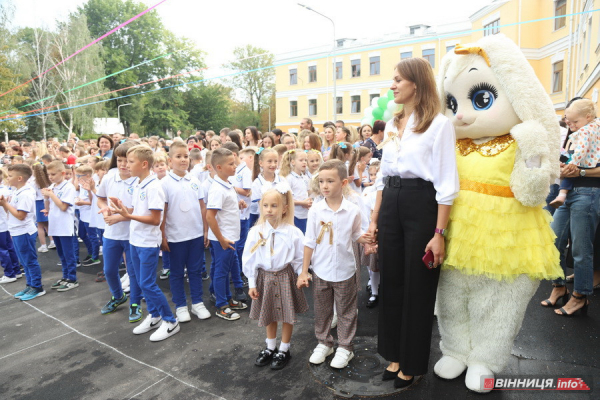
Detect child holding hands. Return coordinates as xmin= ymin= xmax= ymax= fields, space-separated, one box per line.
xmin=242 ymin=183 xmax=308 ymax=370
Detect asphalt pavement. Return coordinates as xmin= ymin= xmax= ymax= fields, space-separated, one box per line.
xmin=0 ymin=243 xmax=597 ymax=400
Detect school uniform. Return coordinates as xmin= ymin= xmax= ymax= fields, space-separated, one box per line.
xmin=286 ymin=172 xmax=309 ymax=233
xmin=97 ymin=168 xmax=140 ymax=303
xmin=249 ymin=174 xmax=283 ymax=227
xmin=161 ymin=171 xmax=206 ymax=308
xmin=78 ymin=184 xmax=99 ymax=260
xmin=28 ymin=177 xmax=47 ymax=223
xmin=229 ymin=163 xmax=252 ymax=288
xmin=207 ymin=176 xmax=241 ymax=309
xmin=304 ymin=197 xmax=368 ymax=351
xmin=201 ymin=176 xmax=214 ymax=286
xmin=190 ymin=163 xmax=207 ymax=183
xmin=0 ymin=184 xmax=21 ymax=279
xmin=48 ymin=180 xmax=77 ymax=282
xmin=8 ymin=186 xmax=42 ymax=288
xmin=242 ymin=222 xmax=308 ymax=327
xmin=129 ymin=175 xmax=176 ymax=323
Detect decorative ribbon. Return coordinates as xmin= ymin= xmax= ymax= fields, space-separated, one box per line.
xmin=460 ymin=179 xmax=514 ymax=198
xmin=377 ymin=131 xmax=401 ymax=150
xmin=256 ymin=147 xmax=264 ymax=155
xmin=316 ymin=221 xmax=333 ymax=245
xmin=250 ymin=232 xmax=268 ymax=253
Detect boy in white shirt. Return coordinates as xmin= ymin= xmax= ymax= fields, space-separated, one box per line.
xmin=160 ymin=142 xmax=210 ymax=321
xmin=206 ymin=148 xmax=248 ymax=320
xmin=298 ymin=160 xmax=371 ymax=369
xmin=75 ymin=165 xmax=100 ymax=266
xmin=201 ymin=152 xmax=216 ymax=297
xmin=42 ymin=161 xmax=79 ymax=292
xmin=111 ymin=146 xmax=178 ymax=342
xmin=0 ymin=171 xmax=20 ymax=284
xmin=0 ymin=165 xmax=44 ymax=300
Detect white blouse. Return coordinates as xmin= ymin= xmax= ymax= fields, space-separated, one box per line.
xmin=375 ymin=114 xmax=459 ymax=205
xmin=242 ymin=221 xmax=304 ymax=288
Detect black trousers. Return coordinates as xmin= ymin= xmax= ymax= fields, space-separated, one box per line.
xmin=377 ymin=178 xmax=440 ymax=376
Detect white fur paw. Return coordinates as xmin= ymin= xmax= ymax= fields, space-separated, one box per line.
xmin=434 ymin=356 xmax=467 ymax=380
xmin=465 ymin=364 xmax=494 ymax=393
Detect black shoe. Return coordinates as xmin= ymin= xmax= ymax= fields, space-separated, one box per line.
xmin=82 ymin=255 xmax=92 ymax=263
xmin=541 ymin=284 xmax=569 ymax=307
xmin=255 ymin=348 xmax=275 ymax=367
xmin=382 ymin=367 xmax=400 ymax=381
xmin=235 ymin=287 xmax=247 ymax=302
xmin=394 ymin=375 xmax=414 ymax=389
xmin=366 ymin=284 xmax=371 ymax=295
xmin=270 ymin=350 xmax=291 ymax=370
xmin=202 ymin=271 xmax=209 ymax=281
xmin=366 ymin=295 xmax=379 ymax=308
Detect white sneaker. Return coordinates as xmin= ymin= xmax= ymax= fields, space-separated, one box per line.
xmin=176 ymin=306 xmax=191 ymax=322
xmin=15 ymin=273 xmax=23 ymax=279
xmin=330 ymin=348 xmax=354 ymax=369
xmin=47 ymin=241 xmax=56 ymax=249
xmin=133 ymin=315 xmax=162 ymax=335
xmin=123 ymin=285 xmax=130 ymax=294
xmin=78 ymin=237 xmax=83 ymax=243
xmin=121 ymin=274 xmax=130 ymax=289
xmin=434 ymin=355 xmax=467 ymax=380
xmin=0 ymin=276 xmax=17 ymax=283
xmin=330 ymin=313 xmax=338 ymax=329
xmin=465 ymin=364 xmax=494 ymax=393
xmin=149 ymin=320 xmax=180 ymax=342
xmin=120 ymin=273 xmax=128 ymax=283
xmin=309 ymin=344 xmax=334 ymax=365
xmin=38 ymin=244 xmax=48 ymax=253
xmin=191 ymin=302 xmax=211 ymax=320
xmin=99 ymin=246 xmax=103 ymax=256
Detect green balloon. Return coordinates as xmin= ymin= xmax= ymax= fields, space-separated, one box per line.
xmin=387 ymin=89 xmax=394 ymax=99
xmin=372 ymin=107 xmax=384 ymax=119
xmin=378 ymin=96 xmax=389 ymax=110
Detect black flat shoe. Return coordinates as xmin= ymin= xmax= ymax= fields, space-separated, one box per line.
xmin=394 ymin=375 xmax=414 ymax=389
xmin=366 ymin=284 xmax=371 ymax=295
xmin=255 ymin=348 xmax=275 ymax=367
xmin=366 ymin=295 xmax=379 ymax=308
xmin=382 ymin=368 xmax=400 ymax=381
xmin=270 ymin=350 xmax=291 ymax=370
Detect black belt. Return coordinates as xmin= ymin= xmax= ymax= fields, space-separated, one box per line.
xmin=384 ymin=176 xmax=433 ymax=188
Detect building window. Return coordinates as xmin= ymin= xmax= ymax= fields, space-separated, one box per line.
xmin=308 ymin=65 xmax=317 ymax=83
xmin=555 ymin=0 xmax=566 ymax=30
xmin=369 ymin=93 xmax=378 ymax=103
xmin=351 ymin=59 xmax=361 ymax=77
xmin=484 ymin=19 xmax=500 ymax=36
xmin=370 ymin=56 xmax=380 ymax=75
xmin=309 ymin=99 xmax=317 ymax=116
xmin=336 ymin=97 xmax=343 ymax=114
xmin=335 ymin=61 xmax=342 ymax=79
xmin=446 ymin=45 xmax=455 ymax=53
xmin=552 ymin=61 xmax=563 ymax=93
xmin=401 ymin=51 xmax=412 ymax=60
xmin=423 ymin=49 xmax=435 ymax=68
xmin=289 ymin=68 xmax=297 ymax=85
xmin=290 ymin=101 xmax=298 ymax=117
xmin=351 ymin=95 xmax=361 ymax=113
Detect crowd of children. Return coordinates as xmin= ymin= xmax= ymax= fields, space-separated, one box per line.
xmin=0 ymin=130 xmax=383 ymax=370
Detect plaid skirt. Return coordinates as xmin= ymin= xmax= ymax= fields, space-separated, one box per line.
xmin=250 ymin=264 xmax=309 ymax=327
xmin=361 ymin=251 xmax=379 ymax=272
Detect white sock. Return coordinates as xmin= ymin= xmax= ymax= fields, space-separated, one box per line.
xmin=369 ymin=270 xmax=380 ymax=296
xmin=266 ymin=338 xmax=277 ymax=350
xmin=279 ymin=341 xmax=290 ymax=352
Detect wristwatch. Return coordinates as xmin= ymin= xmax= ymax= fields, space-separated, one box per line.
xmin=435 ymin=228 xmax=446 ymax=236
xmin=580 ymin=169 xmax=587 ymax=177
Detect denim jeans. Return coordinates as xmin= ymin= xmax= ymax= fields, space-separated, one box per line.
xmin=544 ymin=183 xmax=560 ymax=215
xmin=551 ymin=186 xmax=600 ymax=295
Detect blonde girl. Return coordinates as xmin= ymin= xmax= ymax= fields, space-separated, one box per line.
xmin=321 ymin=125 xmax=336 ymax=160
xmin=250 ymin=148 xmax=282 ymax=227
xmin=210 ymin=137 xmax=222 ymax=151
xmin=306 ymin=149 xmax=323 ymax=180
xmin=347 ymin=146 xmax=372 ymax=194
xmin=242 ymin=185 xmax=308 ymax=370
xmin=280 ymin=150 xmax=311 ymax=232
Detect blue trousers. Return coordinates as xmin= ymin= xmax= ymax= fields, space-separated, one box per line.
xmin=235 ymin=218 xmax=250 ymax=276
xmin=210 ymin=240 xmax=237 ymax=308
xmin=294 ymin=217 xmax=307 ymax=234
xmin=130 ymin=245 xmax=175 ymax=323
xmin=72 ymin=235 xmax=80 ymax=262
xmin=55 ymin=235 xmax=77 ymax=281
xmin=82 ymin=221 xmax=99 ymax=259
xmin=162 ymin=249 xmax=171 ymax=270
xmin=103 ymin=238 xmax=141 ymax=304
xmin=209 ymin=245 xmax=216 ymax=295
xmin=249 ymin=213 xmax=259 ymax=228
xmin=544 ymin=183 xmax=560 ymax=215
xmin=78 ymin=219 xmax=93 ymax=257
xmin=168 ymin=237 xmax=205 ymax=308
xmin=0 ymin=231 xmax=20 ymax=278
xmin=12 ymin=233 xmax=42 ymax=289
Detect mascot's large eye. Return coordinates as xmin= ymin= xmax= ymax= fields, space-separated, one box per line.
xmin=468 ymin=82 xmax=498 ymax=111
xmin=446 ymin=94 xmax=458 ymax=115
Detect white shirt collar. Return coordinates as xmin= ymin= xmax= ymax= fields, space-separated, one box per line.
xmin=168 ymin=171 xmax=191 ymax=181
xmin=214 ymin=176 xmax=233 ymax=189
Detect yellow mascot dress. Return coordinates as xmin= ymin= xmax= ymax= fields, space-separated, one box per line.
xmin=434 ymin=35 xmax=563 ymax=393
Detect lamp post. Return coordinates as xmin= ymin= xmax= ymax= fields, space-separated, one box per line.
xmin=298 ymin=3 xmax=337 ymax=122
xmin=117 ymin=103 xmax=131 ymax=135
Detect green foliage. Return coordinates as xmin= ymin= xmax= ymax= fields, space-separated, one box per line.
xmin=182 ymin=83 xmax=232 ymax=132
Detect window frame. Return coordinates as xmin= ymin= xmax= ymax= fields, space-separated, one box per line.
xmin=554 ymin=0 xmax=567 ymax=31
xmin=289 ymin=68 xmax=297 ymax=85
xmin=308 ymin=65 xmax=317 ymax=83
xmin=400 ymin=51 xmax=412 ymax=60
xmin=484 ymin=19 xmax=500 ymax=36
xmin=335 ymin=61 xmax=343 ymax=80
xmin=290 ymin=100 xmax=298 ymax=117
xmin=336 ymin=97 xmax=343 ymax=114
xmin=552 ymin=60 xmax=564 ymax=93
xmin=422 ymin=49 xmax=435 ymax=68
xmin=351 ymin=59 xmax=361 ymax=78
xmin=369 ymin=56 xmax=380 ymax=75
xmin=309 ymin=99 xmax=317 ymax=116
xmin=351 ymin=95 xmax=361 ymax=114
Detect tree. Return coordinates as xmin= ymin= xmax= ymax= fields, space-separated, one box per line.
xmin=226 ymin=45 xmax=275 ymax=128
xmin=182 ymin=83 xmax=232 ymax=131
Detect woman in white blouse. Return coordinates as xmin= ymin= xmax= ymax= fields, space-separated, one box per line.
xmin=368 ymin=57 xmax=459 ymax=388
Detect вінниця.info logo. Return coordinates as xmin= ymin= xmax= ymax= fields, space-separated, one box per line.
xmin=483 ymin=376 xmax=593 ymax=391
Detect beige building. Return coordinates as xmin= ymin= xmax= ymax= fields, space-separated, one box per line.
xmin=274 ymin=0 xmax=600 ymax=132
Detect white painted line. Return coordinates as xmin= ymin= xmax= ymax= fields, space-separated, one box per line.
xmin=0 ymin=331 xmax=73 ymax=361
xmin=128 ymin=376 xmax=168 ymax=399
xmin=0 ymin=286 xmax=226 ymax=400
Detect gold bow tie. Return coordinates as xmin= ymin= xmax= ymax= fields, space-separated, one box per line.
xmin=377 ymin=131 xmax=400 ymax=150
xmin=250 ymin=232 xmax=274 ymax=255
xmin=316 ymin=221 xmax=333 ymax=245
